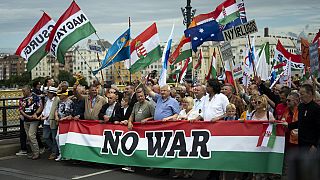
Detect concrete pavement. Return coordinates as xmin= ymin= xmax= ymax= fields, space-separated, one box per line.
xmin=0 ymin=153 xmax=211 ymax=180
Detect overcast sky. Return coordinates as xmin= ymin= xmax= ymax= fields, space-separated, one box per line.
xmin=0 ymin=0 xmax=319 ymax=51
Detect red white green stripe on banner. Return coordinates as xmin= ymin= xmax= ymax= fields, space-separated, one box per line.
xmin=59 ymin=120 xmax=285 ymax=174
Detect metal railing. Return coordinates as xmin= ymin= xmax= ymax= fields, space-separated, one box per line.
xmin=0 ymin=97 xmax=21 ymax=139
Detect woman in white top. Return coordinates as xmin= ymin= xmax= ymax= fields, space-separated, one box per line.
xmin=251 ymin=95 xmax=275 ymax=121
xmin=173 ymin=97 xmax=197 ymax=179
xmin=177 ymin=97 xmax=200 ymax=121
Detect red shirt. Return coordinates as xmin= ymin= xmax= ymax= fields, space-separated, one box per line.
xmin=275 ymin=103 xmax=287 ymax=120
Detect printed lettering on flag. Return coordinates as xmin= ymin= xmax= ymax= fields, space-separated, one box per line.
xmin=15 ymin=12 xmax=55 ymax=71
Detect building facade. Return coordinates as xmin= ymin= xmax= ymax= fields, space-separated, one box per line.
xmin=0 ymin=54 xmax=26 ymax=80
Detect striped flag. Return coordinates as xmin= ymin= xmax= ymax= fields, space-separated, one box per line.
xmin=45 ymin=1 xmax=96 ymax=64
xmin=15 ymin=12 xmax=55 ymax=71
xmin=59 ymin=120 xmax=285 ymax=174
xmin=129 ymin=23 xmax=162 ymax=73
xmin=159 ymin=24 xmax=174 ymax=87
xmin=179 ymin=57 xmax=192 ymax=83
xmin=169 ymin=36 xmax=192 ymax=65
xmin=257 ymin=123 xmax=277 ymax=148
xmin=237 ymin=0 xmax=247 ymax=23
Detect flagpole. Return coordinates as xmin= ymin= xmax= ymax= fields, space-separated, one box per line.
xmin=96 ymin=52 xmax=105 ymax=84
xmin=129 ymin=17 xmax=132 ymax=84
xmin=95 ymin=32 xmax=125 ymax=85
xmin=247 ymin=35 xmax=257 ymax=77
xmin=217 ymin=46 xmax=226 ymax=77
xmin=75 ymin=48 xmax=98 ymax=81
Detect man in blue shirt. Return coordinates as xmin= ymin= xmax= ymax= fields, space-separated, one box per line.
xmin=144 ymin=82 xmax=180 ymax=121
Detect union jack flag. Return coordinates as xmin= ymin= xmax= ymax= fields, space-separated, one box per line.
xmin=237 ymin=0 xmax=247 ymax=23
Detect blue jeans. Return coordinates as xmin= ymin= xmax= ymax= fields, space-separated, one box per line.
xmin=43 ymin=125 xmax=58 ymax=155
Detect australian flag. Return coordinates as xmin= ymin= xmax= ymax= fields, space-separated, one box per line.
xmin=184 ymin=20 xmax=221 ymax=52
xmin=184 ymin=18 xmax=244 ymax=52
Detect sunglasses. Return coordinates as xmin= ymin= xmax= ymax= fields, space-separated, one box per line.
xmin=256 ymin=101 xmax=262 ymax=105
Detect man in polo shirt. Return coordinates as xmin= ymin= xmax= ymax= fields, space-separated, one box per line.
xmin=144 ymin=82 xmax=180 ymax=121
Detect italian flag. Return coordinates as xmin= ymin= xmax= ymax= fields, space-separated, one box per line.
xmin=206 ymin=49 xmax=217 ymax=80
xmin=169 ymin=36 xmax=192 ymax=65
xmin=179 ymin=57 xmax=192 ymax=83
xmin=59 ymin=120 xmax=285 ymax=174
xmin=15 ymin=12 xmax=55 ymax=71
xmin=45 ymin=1 xmax=96 ymax=64
xmin=129 ymin=23 xmax=162 ymax=73
xmin=213 ymin=0 xmax=240 ymax=26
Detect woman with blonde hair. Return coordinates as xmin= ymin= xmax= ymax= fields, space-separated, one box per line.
xmin=240 ymin=94 xmax=258 ymax=121
xmin=251 ymin=95 xmax=275 ymax=121
xmin=173 ymin=96 xmax=198 ymax=179
xmin=176 ymin=97 xmax=200 ymax=121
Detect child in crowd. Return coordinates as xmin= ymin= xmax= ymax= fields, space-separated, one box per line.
xmin=224 ymin=103 xmax=238 ymax=120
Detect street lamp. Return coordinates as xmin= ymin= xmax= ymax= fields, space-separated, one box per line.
xmin=181 ymin=0 xmax=196 ymax=29
xmin=181 ymin=0 xmax=196 ymax=83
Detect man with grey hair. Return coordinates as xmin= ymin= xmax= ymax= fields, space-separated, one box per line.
xmin=144 ymin=82 xmax=180 ymax=121
xmin=193 ymin=84 xmax=206 ymax=115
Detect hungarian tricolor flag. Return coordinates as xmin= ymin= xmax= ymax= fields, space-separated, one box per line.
xmin=169 ymin=36 xmax=192 ymax=65
xmin=179 ymin=57 xmax=192 ymax=83
xmin=206 ymin=49 xmax=217 ymax=80
xmin=190 ymin=0 xmax=240 ymax=27
xmin=15 ymin=12 xmax=55 ymax=71
xmin=45 ymin=1 xmax=96 ymax=64
xmin=129 ymin=23 xmax=162 ymax=73
xmin=257 ymin=123 xmax=277 ymax=148
xmin=213 ymin=0 xmax=240 ymax=26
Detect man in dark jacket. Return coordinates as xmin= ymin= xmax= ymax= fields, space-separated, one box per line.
xmin=98 ymin=93 xmax=121 ymax=123
xmin=288 ymin=84 xmax=320 ymax=151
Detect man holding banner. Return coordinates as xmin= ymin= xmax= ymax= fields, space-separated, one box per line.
xmin=122 ymin=91 xmax=155 ymax=173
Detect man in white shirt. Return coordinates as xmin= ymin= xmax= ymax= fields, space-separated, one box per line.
xmin=193 ymin=84 xmax=206 ymax=114
xmin=202 ymin=79 xmax=229 ymax=122
xmin=39 ymin=87 xmax=58 ymax=160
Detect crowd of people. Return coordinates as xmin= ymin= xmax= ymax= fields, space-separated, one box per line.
xmin=16 ymin=74 xmax=320 ymax=179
